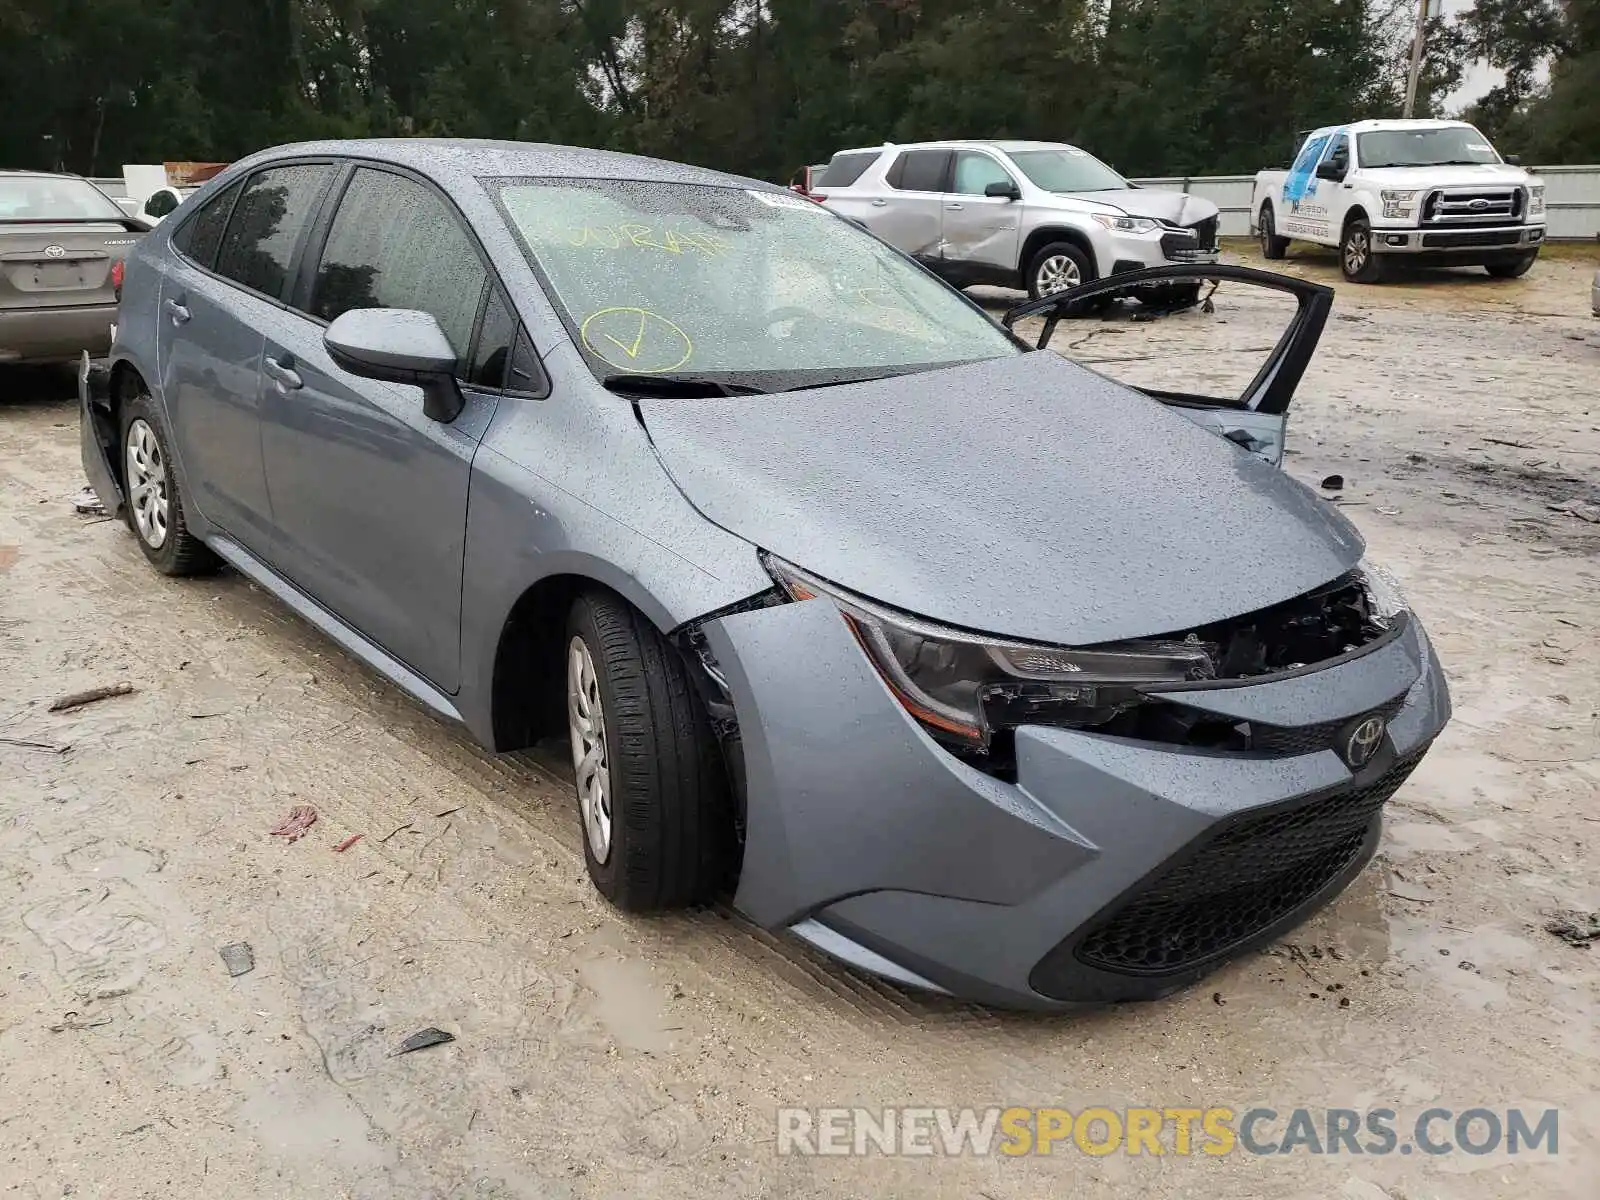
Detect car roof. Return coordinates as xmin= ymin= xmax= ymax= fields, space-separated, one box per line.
xmin=828 ymin=139 xmax=1086 ymax=157
xmin=0 ymin=169 xmax=91 ymax=181
xmin=218 ymin=138 xmax=781 ymax=194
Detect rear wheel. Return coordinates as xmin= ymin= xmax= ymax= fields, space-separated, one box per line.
xmin=1258 ymin=204 xmax=1289 ymax=259
xmin=119 ymin=387 xmax=219 ymax=576
xmin=565 ymin=590 xmax=731 ymax=911
xmin=1026 ymin=241 xmax=1094 ymax=300
xmin=1339 ymin=217 xmax=1387 ymax=283
xmin=1485 ymin=253 xmax=1537 ymax=279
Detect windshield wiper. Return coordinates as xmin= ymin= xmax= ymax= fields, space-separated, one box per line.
xmin=601 ymin=373 xmax=767 ymax=398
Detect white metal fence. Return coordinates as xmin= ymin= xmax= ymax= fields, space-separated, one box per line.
xmin=1131 ymin=164 xmax=1600 ymax=241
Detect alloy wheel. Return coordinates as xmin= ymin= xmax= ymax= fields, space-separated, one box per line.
xmin=1036 ymin=254 xmax=1082 ymax=295
xmin=567 ymin=634 xmax=612 ymax=864
xmin=125 ymin=418 xmax=169 ymax=550
xmin=1344 ymin=229 xmax=1369 ymax=275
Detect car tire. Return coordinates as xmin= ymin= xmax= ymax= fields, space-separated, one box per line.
xmin=1484 ymin=253 xmax=1537 ymax=279
xmin=1026 ymin=241 xmax=1095 ymax=300
xmin=119 ymin=387 xmax=219 ymax=576
xmin=1339 ymin=217 xmax=1387 ymax=283
xmin=565 ymin=589 xmax=731 ymax=912
xmin=1258 ymin=204 xmax=1289 ymax=260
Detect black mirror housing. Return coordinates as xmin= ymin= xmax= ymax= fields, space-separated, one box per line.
xmin=1504 ymin=154 xmax=1521 ymax=165
xmin=984 ymin=181 xmax=1022 ymax=200
xmin=324 ymin=308 xmax=464 ymax=423
xmin=1315 ymin=160 xmax=1345 ymax=182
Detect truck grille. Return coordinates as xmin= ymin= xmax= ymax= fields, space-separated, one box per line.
xmin=1422 ymin=188 xmax=1523 ymax=226
xmin=1030 ymin=748 xmax=1427 ymax=991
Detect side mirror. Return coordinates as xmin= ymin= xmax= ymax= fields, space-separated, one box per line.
xmin=1315 ymin=160 xmax=1345 ymax=182
xmin=984 ymin=180 xmax=1022 ymax=201
xmin=143 ymin=187 xmax=180 ymax=219
xmin=1504 ymin=154 xmax=1521 ymax=166
xmin=324 ymin=308 xmax=464 ymax=423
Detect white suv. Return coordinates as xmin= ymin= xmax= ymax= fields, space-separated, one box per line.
xmin=815 ymin=140 xmax=1221 ymax=299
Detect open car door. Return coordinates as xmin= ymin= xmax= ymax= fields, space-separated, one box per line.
xmin=1002 ymin=264 xmax=1334 ymax=468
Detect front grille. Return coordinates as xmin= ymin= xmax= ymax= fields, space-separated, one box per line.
xmin=1159 ymin=229 xmax=1198 ymax=259
xmin=1421 ymin=228 xmax=1524 ymax=249
xmin=1422 ymin=188 xmax=1521 ymax=226
xmin=1187 ymin=215 xmax=1220 ymax=251
xmin=1250 ymin=694 xmax=1408 ymax=757
xmin=1036 ymin=749 xmax=1426 ymax=987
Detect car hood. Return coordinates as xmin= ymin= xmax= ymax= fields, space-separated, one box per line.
xmin=1063 ymin=188 xmax=1221 ymax=225
xmin=638 ymin=353 xmax=1364 ymax=646
xmin=1357 ymin=163 xmax=1533 ymax=188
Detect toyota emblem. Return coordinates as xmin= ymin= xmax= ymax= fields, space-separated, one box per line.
xmin=43 ymin=244 xmax=66 ymax=258
xmin=1343 ymin=715 xmax=1387 ymax=769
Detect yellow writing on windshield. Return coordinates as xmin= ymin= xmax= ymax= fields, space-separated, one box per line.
xmin=580 ymin=307 xmax=694 ymax=374
xmin=553 ymin=223 xmax=729 ymax=257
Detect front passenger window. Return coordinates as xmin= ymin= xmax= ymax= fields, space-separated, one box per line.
xmin=953 ymin=153 xmax=1016 ymax=196
xmin=311 ymin=168 xmax=488 ymax=359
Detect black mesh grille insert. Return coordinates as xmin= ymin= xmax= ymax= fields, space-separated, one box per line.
xmin=1054 ymin=749 xmax=1426 ymax=982
xmin=1249 ymin=694 xmax=1408 ymax=757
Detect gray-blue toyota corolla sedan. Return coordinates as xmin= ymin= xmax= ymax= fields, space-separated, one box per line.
xmin=80 ymin=139 xmax=1450 ymax=1009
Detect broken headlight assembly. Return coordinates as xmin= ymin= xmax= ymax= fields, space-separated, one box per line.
xmin=763 ymin=554 xmax=1410 ymax=755
xmin=764 ymin=556 xmax=1216 ymax=750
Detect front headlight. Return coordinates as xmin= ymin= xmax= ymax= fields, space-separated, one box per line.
xmin=1354 ymin=555 xmax=1409 ymax=628
xmin=765 ymin=557 xmax=1215 ymax=749
xmin=1381 ymin=189 xmax=1420 ymax=220
xmin=1528 ymin=184 xmax=1545 ymax=216
xmin=1091 ymin=213 xmax=1162 ymax=235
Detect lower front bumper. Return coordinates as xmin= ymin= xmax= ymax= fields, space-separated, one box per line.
xmin=0 ymin=304 xmax=116 ymax=364
xmin=706 ymin=600 xmax=1450 ymax=1010
xmin=1372 ymin=224 xmax=1544 ymax=257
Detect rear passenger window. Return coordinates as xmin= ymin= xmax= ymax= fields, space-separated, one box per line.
xmin=172 ymin=179 xmax=242 ymax=269
xmin=816 ymin=152 xmax=879 ymax=188
xmin=311 ymin=167 xmax=487 ymax=358
xmin=891 ymin=150 xmax=952 ymax=193
xmin=214 ymin=165 xmax=334 ymax=299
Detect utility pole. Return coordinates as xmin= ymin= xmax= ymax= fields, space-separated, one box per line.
xmin=1403 ymin=0 xmax=1442 ymax=118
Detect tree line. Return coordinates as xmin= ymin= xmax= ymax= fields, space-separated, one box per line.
xmin=2 ymin=0 xmax=1595 ymax=184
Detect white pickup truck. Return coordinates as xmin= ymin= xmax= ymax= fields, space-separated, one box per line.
xmin=1251 ymin=119 xmax=1546 ymax=283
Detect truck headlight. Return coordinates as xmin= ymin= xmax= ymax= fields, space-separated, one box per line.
xmin=1091 ymin=214 xmax=1162 ymax=235
xmin=1528 ymin=184 xmax=1545 ymax=216
xmin=1381 ymin=189 xmax=1420 ymax=220
xmin=765 ymin=557 xmax=1215 ymax=749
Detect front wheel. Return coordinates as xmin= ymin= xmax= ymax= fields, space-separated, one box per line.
xmin=1026 ymin=241 xmax=1094 ymax=300
xmin=1258 ymin=204 xmax=1289 ymax=260
xmin=565 ymin=590 xmax=732 ymax=911
xmin=1485 ymin=253 xmax=1537 ymax=279
xmin=1340 ymin=218 xmax=1388 ymax=283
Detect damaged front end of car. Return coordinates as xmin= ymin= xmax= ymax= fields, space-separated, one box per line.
xmin=78 ymin=351 xmax=125 ymax=519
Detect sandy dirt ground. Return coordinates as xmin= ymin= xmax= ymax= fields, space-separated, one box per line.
xmin=1 ymin=245 xmax=1597 ymax=1199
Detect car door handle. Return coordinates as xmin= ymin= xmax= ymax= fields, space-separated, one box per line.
xmin=163 ymin=298 xmax=190 ymax=325
xmin=263 ymin=356 xmax=302 ymax=391
xmin=871 ymin=199 xmax=888 ymax=207
xmin=944 ymin=202 xmax=964 ymax=211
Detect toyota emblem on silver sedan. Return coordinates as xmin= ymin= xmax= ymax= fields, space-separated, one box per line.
xmin=1344 ymin=715 xmax=1387 ymax=768
xmin=43 ymin=244 xmax=66 ymax=258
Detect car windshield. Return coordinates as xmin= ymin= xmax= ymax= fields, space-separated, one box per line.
xmin=1007 ymin=148 xmax=1129 ymax=193
xmin=0 ymin=176 xmax=128 ymax=221
xmin=494 ymin=179 xmax=1019 ymax=388
xmin=1357 ymin=127 xmax=1501 ymax=168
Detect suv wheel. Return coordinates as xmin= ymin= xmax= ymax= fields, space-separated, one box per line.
xmin=1258 ymin=204 xmax=1289 ymax=259
xmin=1027 ymin=242 xmax=1093 ymax=300
xmin=120 ymin=387 xmax=219 ymax=576
xmin=1340 ymin=217 xmax=1387 ymax=283
xmin=565 ymin=590 xmax=731 ymax=911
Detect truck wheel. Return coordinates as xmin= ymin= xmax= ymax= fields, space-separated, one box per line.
xmin=565 ymin=589 xmax=732 ymax=911
xmin=1340 ymin=218 xmax=1387 ymax=283
xmin=1484 ymin=253 xmax=1536 ymax=279
xmin=1258 ymin=204 xmax=1289 ymax=260
xmin=1027 ymin=242 xmax=1094 ymax=300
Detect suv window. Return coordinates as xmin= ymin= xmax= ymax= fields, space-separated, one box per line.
xmin=953 ymin=153 xmax=1016 ymax=196
xmin=310 ymin=167 xmax=487 ymax=357
xmin=890 ymin=149 xmax=952 ymax=193
xmin=172 ymin=179 xmax=243 ymax=270
xmin=816 ymin=151 xmax=879 ymax=188
xmin=214 ymin=165 xmax=335 ymax=299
